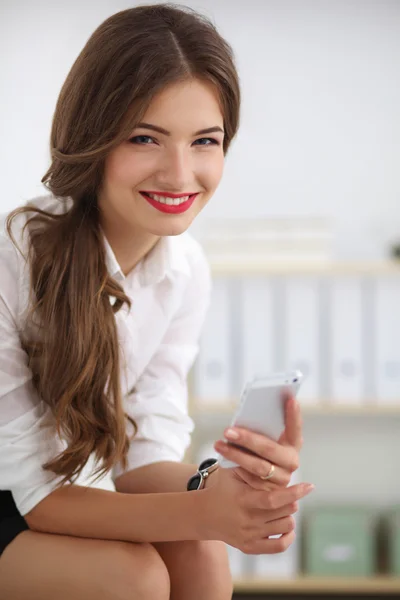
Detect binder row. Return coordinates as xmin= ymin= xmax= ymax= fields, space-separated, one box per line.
xmin=192 ymin=274 xmax=400 ymax=407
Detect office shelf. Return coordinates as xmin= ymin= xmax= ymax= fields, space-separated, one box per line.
xmin=191 ymin=400 xmax=400 ymax=417
xmin=209 ymin=260 xmax=400 ymax=276
xmin=233 ymin=575 xmax=400 ymax=594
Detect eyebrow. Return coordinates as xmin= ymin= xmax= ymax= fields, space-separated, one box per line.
xmin=134 ymin=122 xmax=224 ymax=136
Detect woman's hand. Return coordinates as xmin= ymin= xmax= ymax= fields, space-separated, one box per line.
xmin=201 ymin=465 xmax=314 ymax=554
xmin=213 ymin=393 xmax=303 ymax=490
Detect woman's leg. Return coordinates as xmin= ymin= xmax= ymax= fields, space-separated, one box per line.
xmin=153 ymin=540 xmax=233 ymax=600
xmin=0 ymin=529 xmax=170 ymax=600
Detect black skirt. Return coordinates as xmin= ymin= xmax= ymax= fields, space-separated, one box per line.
xmin=0 ymin=491 xmax=29 ymax=557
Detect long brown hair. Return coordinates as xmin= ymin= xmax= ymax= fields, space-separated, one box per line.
xmin=6 ymin=3 xmax=241 ymax=486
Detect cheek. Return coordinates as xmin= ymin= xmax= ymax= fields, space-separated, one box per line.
xmin=105 ymin=150 xmax=155 ymax=187
xmin=199 ymin=154 xmax=224 ymax=191
xmin=103 ymin=155 xmax=128 ymax=189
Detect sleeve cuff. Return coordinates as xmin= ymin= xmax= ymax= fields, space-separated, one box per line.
xmin=12 ymin=476 xmax=65 ymax=517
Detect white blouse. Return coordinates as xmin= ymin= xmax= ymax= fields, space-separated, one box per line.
xmin=0 ymin=195 xmax=211 ymax=516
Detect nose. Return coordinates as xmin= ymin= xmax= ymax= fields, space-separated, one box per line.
xmin=156 ymin=147 xmax=193 ymax=192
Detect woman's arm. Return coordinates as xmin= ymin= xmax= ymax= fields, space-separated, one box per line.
xmin=114 ymin=461 xmax=199 ymax=494
xmin=25 ymin=472 xmax=315 ymax=553
xmin=24 ymin=484 xmax=206 ymax=542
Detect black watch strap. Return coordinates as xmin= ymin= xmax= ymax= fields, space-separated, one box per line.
xmin=187 ymin=458 xmax=219 ymax=491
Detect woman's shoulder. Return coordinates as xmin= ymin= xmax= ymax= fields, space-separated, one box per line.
xmin=0 ymin=195 xmax=71 ymax=311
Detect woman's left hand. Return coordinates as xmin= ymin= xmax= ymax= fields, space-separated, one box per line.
xmin=213 ymin=394 xmax=303 ymax=490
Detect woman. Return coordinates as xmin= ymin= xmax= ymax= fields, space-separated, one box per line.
xmin=0 ymin=4 xmax=313 ymax=599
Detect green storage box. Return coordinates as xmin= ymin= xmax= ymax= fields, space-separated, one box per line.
xmin=303 ymin=506 xmax=377 ymax=576
xmin=386 ymin=507 xmax=400 ymax=575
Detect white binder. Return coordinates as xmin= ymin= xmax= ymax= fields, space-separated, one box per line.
xmin=284 ymin=277 xmax=320 ymax=405
xmin=241 ymin=278 xmax=275 ymax=385
xmin=330 ymin=278 xmax=364 ymax=404
xmin=193 ymin=278 xmax=232 ymax=407
xmin=375 ymin=278 xmax=400 ymax=403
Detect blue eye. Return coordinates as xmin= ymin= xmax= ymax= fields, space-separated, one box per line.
xmin=193 ymin=138 xmax=219 ymax=146
xmin=129 ymin=135 xmax=220 ymax=146
xmin=129 ymin=135 xmax=154 ymax=145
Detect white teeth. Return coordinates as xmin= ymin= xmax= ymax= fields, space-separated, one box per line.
xmin=145 ymin=192 xmax=190 ymax=205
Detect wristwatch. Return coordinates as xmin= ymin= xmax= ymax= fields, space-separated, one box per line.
xmin=186 ymin=458 xmax=219 ymax=491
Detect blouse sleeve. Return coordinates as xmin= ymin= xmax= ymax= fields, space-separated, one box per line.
xmin=0 ymin=231 xmax=65 ymax=516
xmin=112 ymin=246 xmax=212 ymax=480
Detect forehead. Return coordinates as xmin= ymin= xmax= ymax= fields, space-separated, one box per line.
xmin=141 ymin=79 xmax=224 ymax=131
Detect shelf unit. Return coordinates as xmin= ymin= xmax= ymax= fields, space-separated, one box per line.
xmin=190 ymin=259 xmax=400 ymax=596
xmin=233 ymin=575 xmax=400 ymax=594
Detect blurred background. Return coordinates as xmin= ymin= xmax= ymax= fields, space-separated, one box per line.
xmin=1 ymin=1 xmax=400 ymax=598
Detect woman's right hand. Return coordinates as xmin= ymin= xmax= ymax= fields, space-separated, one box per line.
xmin=200 ymin=466 xmax=314 ymax=554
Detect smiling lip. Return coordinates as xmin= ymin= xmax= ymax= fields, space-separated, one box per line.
xmin=140 ymin=191 xmax=199 ymax=214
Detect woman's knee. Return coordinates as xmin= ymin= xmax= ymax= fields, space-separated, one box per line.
xmin=107 ymin=541 xmax=170 ymax=600
xmin=191 ymin=540 xmax=231 ymax=576
xmin=174 ymin=540 xmax=233 ymax=597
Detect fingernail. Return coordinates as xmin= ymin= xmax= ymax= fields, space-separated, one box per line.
xmin=225 ymin=428 xmax=239 ymax=440
xmin=304 ymin=484 xmax=315 ymax=494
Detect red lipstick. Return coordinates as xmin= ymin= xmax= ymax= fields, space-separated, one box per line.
xmin=140 ymin=192 xmax=198 ymax=214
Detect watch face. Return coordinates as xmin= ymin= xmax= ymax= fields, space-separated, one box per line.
xmin=199 ymin=458 xmax=218 ymax=472
xmin=187 ymin=473 xmax=202 ymax=491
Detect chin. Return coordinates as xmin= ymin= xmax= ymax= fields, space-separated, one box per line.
xmin=155 ymin=223 xmax=189 ymax=237
xmin=149 ymin=215 xmax=195 ymax=237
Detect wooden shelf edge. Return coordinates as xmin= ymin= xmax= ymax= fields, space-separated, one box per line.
xmin=190 ymin=401 xmax=400 ymax=417
xmin=233 ymin=575 xmax=400 ymax=593
xmin=209 ymin=260 xmax=400 ymax=276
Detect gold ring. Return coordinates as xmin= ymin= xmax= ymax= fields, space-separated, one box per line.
xmin=260 ymin=464 xmax=275 ymax=481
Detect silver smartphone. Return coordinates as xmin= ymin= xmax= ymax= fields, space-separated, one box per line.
xmin=218 ymin=370 xmax=304 ymax=468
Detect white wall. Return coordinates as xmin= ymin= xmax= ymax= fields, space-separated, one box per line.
xmin=1 ymin=0 xmax=399 ymax=259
